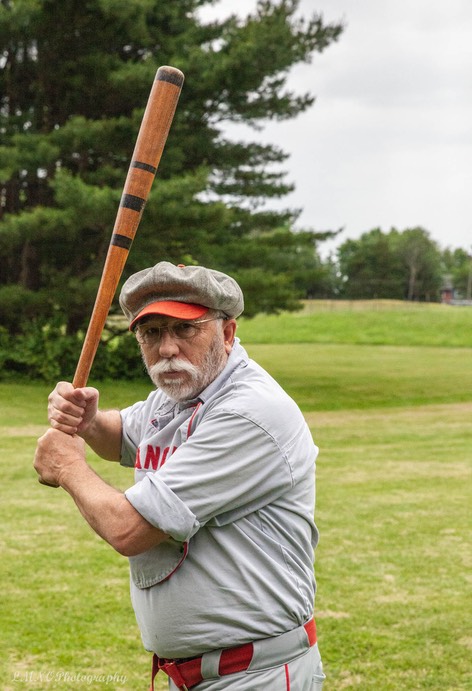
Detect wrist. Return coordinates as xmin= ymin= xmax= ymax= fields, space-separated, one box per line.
xmin=78 ymin=412 xmax=99 ymax=440
xmin=57 ymin=451 xmax=89 ymax=491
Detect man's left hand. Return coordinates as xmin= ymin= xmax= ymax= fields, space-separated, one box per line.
xmin=34 ymin=428 xmax=87 ymax=488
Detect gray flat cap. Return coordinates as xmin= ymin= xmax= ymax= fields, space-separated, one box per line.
xmin=119 ymin=261 xmax=244 ymax=329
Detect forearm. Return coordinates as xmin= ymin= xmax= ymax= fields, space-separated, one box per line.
xmin=35 ymin=428 xmax=168 ymax=555
xmin=60 ymin=459 xmax=168 ymax=556
xmin=80 ymin=409 xmax=123 ymax=462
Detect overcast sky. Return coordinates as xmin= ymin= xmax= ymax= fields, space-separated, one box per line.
xmin=201 ymin=0 xmax=472 ymax=256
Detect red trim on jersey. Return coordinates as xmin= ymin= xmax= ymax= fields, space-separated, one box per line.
xmin=157 ymin=541 xmax=189 ymax=584
xmin=187 ymin=402 xmax=202 ymax=438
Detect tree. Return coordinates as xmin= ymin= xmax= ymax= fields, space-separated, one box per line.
xmin=0 ymin=0 xmax=343 ymax=337
xmin=213 ymin=225 xmax=343 ymax=315
xmin=443 ymin=247 xmax=472 ymax=300
xmin=393 ymin=227 xmax=443 ymax=301
xmin=337 ymin=227 xmax=443 ymax=301
xmin=337 ymin=228 xmax=404 ymax=299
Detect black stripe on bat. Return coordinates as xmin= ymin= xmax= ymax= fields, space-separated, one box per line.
xmin=132 ymin=160 xmax=157 ymax=175
xmin=110 ymin=234 xmax=133 ymax=250
xmin=120 ymin=194 xmax=146 ymax=212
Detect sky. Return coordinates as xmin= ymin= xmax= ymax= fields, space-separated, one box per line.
xmin=200 ymin=0 xmax=472 ymax=256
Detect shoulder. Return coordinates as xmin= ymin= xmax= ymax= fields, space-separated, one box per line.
xmin=204 ymin=356 xmax=311 ymax=446
xmin=231 ymin=356 xmax=303 ymax=416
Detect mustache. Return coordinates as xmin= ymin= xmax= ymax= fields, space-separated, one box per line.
xmin=148 ymin=358 xmax=199 ymax=377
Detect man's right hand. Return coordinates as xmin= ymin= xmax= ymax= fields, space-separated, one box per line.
xmin=48 ymin=381 xmax=99 ymax=436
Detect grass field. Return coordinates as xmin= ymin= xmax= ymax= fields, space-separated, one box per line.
xmin=237 ymin=299 xmax=472 ymax=348
xmin=1 ymin=301 xmax=471 ymax=689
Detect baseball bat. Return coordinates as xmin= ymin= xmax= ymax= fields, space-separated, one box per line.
xmin=72 ymin=65 xmax=184 ymax=388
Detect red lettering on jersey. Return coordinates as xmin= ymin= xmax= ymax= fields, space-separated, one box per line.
xmin=144 ymin=445 xmax=161 ymax=471
xmin=135 ymin=445 xmax=179 ymax=470
xmin=161 ymin=447 xmax=170 ymax=466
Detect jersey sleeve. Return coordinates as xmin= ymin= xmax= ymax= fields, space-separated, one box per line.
xmin=125 ymin=405 xmax=316 ymax=529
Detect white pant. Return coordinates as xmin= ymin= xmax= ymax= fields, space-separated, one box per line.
xmin=168 ymin=644 xmax=325 ymax=690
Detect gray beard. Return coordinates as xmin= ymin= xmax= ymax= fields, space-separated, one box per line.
xmin=145 ymin=335 xmax=228 ymax=402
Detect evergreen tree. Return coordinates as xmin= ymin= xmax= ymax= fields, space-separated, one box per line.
xmin=0 ymin=0 xmax=343 ymax=335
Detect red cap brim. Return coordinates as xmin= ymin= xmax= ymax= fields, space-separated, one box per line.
xmin=130 ymin=301 xmax=208 ymax=330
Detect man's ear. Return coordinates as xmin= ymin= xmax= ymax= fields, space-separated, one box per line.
xmin=222 ymin=319 xmax=237 ymax=353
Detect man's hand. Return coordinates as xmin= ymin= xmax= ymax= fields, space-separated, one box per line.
xmin=48 ymin=381 xmax=99 ymax=436
xmin=47 ymin=381 xmax=122 ymax=463
xmin=34 ymin=428 xmax=87 ymax=488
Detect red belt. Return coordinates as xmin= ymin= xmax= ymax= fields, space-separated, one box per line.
xmin=150 ymin=618 xmax=317 ymax=691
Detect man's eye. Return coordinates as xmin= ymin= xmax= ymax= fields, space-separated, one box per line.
xmin=143 ymin=327 xmax=160 ymax=338
xmin=175 ymin=323 xmax=195 ymax=337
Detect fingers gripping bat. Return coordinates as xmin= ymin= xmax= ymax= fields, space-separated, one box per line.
xmin=72 ymin=65 xmax=184 ymax=388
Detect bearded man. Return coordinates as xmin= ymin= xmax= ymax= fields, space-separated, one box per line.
xmin=34 ymin=262 xmax=325 ymax=691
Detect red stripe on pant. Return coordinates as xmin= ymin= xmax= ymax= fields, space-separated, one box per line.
xmin=285 ymin=663 xmax=291 ymax=690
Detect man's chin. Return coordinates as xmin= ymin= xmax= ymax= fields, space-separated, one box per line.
xmin=152 ymin=377 xmax=199 ymax=402
xmin=160 ymin=375 xmax=187 ymax=386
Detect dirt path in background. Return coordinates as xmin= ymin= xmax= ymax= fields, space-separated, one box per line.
xmin=1 ymin=425 xmax=47 ymax=437
xmin=304 ymin=400 xmax=472 ymax=428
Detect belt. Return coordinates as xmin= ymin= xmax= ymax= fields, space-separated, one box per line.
xmin=150 ymin=618 xmax=317 ymax=691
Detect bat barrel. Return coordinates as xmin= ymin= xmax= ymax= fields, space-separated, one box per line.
xmin=72 ymin=66 xmax=184 ymax=388
xmin=111 ymin=66 xmax=185 ymax=251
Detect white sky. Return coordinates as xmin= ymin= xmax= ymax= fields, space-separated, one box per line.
xmin=200 ymin=0 xmax=472 ymax=256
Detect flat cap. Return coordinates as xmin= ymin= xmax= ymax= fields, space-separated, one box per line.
xmin=119 ymin=261 xmax=244 ymax=329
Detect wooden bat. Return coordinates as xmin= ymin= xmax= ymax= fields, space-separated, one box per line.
xmin=72 ymin=65 xmax=184 ymax=388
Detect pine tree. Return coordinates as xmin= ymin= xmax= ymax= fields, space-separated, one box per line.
xmin=0 ymin=0 xmax=343 ymax=334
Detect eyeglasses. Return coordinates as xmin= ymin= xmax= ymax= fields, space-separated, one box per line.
xmin=134 ymin=317 xmax=226 ymax=347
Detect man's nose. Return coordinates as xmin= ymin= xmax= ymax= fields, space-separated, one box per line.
xmin=158 ymin=329 xmax=180 ymax=357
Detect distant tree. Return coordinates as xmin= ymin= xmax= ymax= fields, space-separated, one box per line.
xmin=337 ymin=227 xmax=442 ymax=301
xmin=0 ymin=0 xmax=343 ymax=335
xmin=337 ymin=228 xmax=404 ymax=299
xmin=442 ymin=247 xmax=472 ymax=299
xmin=393 ymin=227 xmax=443 ymax=301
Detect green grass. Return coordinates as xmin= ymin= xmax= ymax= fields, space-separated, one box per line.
xmin=237 ymin=299 xmax=472 ymax=347
xmin=2 ymin=301 xmax=472 ymax=689
xmin=0 ymin=380 xmax=153 ymax=427
xmin=311 ymin=403 xmax=471 ymax=690
xmin=245 ymin=343 xmax=472 ymax=411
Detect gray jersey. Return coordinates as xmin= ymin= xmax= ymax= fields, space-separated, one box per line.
xmin=120 ymin=339 xmax=319 ymax=659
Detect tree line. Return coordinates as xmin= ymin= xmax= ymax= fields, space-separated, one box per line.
xmin=0 ymin=1 xmax=469 ymax=381
xmin=335 ymin=226 xmax=471 ymax=302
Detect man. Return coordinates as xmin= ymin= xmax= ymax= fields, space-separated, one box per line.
xmin=34 ymin=261 xmax=325 ymax=690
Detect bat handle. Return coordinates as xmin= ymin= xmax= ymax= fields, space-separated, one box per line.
xmin=72 ymin=249 xmax=127 ymax=388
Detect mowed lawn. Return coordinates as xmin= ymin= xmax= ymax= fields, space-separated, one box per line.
xmin=1 ymin=301 xmax=471 ymax=690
